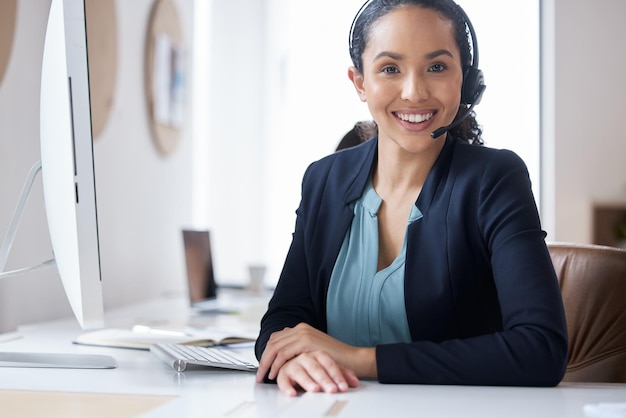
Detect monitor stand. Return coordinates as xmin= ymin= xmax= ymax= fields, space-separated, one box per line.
xmin=0 ymin=163 xmax=117 ymax=370
xmin=0 ymin=351 xmax=117 ymax=369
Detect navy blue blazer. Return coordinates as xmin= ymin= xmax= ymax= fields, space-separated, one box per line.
xmin=256 ymin=136 xmax=568 ymax=386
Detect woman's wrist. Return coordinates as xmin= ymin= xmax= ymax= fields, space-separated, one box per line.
xmin=350 ymin=347 xmax=377 ymax=379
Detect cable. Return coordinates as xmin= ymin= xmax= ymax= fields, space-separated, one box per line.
xmin=0 ymin=161 xmax=42 ymax=272
xmin=0 ymin=259 xmax=56 ymax=280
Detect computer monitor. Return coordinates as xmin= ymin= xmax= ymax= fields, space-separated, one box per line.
xmin=0 ymin=0 xmax=116 ymax=369
xmin=40 ymin=0 xmax=104 ymax=330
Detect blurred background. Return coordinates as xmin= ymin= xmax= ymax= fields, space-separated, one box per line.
xmin=1 ymin=0 xmax=625 ymax=332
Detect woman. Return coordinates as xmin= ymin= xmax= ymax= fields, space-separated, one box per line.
xmin=255 ymin=0 xmax=568 ymax=396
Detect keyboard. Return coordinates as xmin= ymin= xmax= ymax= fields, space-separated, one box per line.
xmin=150 ymin=343 xmax=258 ymax=372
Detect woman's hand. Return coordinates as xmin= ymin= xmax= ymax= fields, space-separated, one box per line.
xmin=275 ymin=350 xmax=360 ymax=396
xmin=256 ymin=323 xmax=376 ymax=389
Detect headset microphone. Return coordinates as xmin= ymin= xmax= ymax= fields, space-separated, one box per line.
xmin=430 ymin=101 xmax=478 ymax=139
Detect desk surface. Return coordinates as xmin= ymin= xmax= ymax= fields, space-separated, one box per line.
xmin=1 ymin=294 xmax=625 ymax=418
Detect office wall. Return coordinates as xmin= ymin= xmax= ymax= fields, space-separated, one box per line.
xmin=201 ymin=0 xmax=372 ymax=284
xmin=542 ymin=0 xmax=626 ymax=243
xmin=202 ymin=0 xmax=267 ymax=285
xmin=0 ymin=0 xmax=195 ymax=332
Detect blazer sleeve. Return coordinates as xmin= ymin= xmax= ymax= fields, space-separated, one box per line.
xmin=376 ymin=149 xmax=568 ymax=386
xmin=254 ymin=163 xmax=324 ymax=361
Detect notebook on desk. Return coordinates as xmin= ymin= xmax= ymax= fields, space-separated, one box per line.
xmin=74 ymin=326 xmax=256 ymax=350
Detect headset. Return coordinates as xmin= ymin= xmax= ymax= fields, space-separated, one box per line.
xmin=348 ymin=0 xmax=486 ymax=139
xmin=457 ymin=5 xmax=485 ymax=104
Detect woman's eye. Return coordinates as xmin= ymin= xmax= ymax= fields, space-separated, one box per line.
xmin=381 ymin=66 xmax=399 ymax=74
xmin=429 ymin=63 xmax=447 ymax=73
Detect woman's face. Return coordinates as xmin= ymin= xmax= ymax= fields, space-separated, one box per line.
xmin=349 ymin=6 xmax=463 ymax=155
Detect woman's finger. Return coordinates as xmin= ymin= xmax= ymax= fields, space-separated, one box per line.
xmin=311 ymin=351 xmax=359 ymax=392
xmin=256 ymin=326 xmax=299 ymax=382
xmin=261 ymin=327 xmax=311 ymax=380
xmin=276 ymin=359 xmax=321 ymax=396
xmin=275 ymin=352 xmax=359 ymax=396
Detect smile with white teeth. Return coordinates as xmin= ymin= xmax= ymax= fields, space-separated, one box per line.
xmin=396 ymin=112 xmax=433 ymax=123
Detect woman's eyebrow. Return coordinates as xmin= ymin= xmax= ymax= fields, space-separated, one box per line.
xmin=372 ymin=49 xmax=454 ymax=62
xmin=373 ymin=51 xmax=403 ymax=61
xmin=424 ymin=49 xmax=454 ymax=60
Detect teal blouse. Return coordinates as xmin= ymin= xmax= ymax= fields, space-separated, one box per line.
xmin=326 ymin=179 xmax=422 ymax=346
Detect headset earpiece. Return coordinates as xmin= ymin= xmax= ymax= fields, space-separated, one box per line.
xmin=457 ymin=4 xmax=486 ymax=106
xmin=461 ymin=66 xmax=486 ymax=106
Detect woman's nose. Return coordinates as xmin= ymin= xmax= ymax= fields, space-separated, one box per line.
xmin=401 ymin=73 xmax=429 ymax=102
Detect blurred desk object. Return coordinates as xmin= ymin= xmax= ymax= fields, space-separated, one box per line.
xmin=1 ymin=291 xmax=625 ymax=418
xmin=593 ymin=200 xmax=626 ymax=248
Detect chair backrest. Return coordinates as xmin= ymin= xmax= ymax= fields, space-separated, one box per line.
xmin=547 ymin=242 xmax=626 ymax=383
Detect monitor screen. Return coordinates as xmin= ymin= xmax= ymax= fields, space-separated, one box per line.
xmin=39 ymin=0 xmax=104 ymax=330
xmin=182 ymin=229 xmax=218 ymax=304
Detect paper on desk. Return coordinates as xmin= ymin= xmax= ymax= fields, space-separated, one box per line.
xmin=74 ymin=327 xmax=256 ymax=350
xmin=0 ymin=332 xmax=22 ymax=344
xmin=584 ymin=403 xmax=626 ymax=418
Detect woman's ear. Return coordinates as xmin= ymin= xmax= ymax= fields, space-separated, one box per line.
xmin=348 ymin=66 xmax=366 ymax=102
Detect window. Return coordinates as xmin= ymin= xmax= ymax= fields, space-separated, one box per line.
xmin=193 ymin=0 xmax=540 ymax=286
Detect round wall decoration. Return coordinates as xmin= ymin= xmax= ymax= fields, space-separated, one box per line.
xmin=145 ymin=0 xmax=184 ymax=156
xmin=0 ymin=0 xmax=18 ymax=87
xmin=85 ymin=0 xmax=118 ymax=139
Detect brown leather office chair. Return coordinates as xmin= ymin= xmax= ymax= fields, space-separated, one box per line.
xmin=547 ymin=242 xmax=626 ymax=383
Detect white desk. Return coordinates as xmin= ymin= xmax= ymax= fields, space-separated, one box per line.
xmin=1 ymin=294 xmax=625 ymax=418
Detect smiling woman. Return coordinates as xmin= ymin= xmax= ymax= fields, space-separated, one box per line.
xmin=263 ymin=0 xmax=539 ymax=286
xmin=0 ymin=0 xmax=17 ymax=87
xmin=253 ymin=0 xmax=563 ymax=396
xmin=191 ymin=0 xmax=540 ymax=293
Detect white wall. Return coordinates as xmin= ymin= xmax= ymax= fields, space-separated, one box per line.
xmin=201 ymin=0 xmax=267 ymax=286
xmin=0 ymin=0 xmax=58 ymax=331
xmin=261 ymin=0 xmax=373 ymax=283
xmin=0 ymin=0 xmax=195 ymax=332
xmin=94 ymin=0 xmax=195 ymax=306
xmin=542 ymin=0 xmax=626 ymax=242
